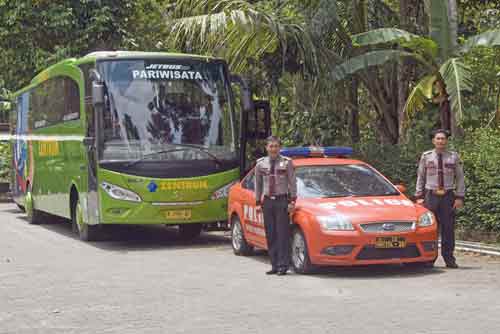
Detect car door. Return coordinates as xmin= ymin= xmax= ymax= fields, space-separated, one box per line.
xmin=240 ymin=170 xmax=267 ymax=248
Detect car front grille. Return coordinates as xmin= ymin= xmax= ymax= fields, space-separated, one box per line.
xmin=360 ymin=221 xmax=415 ymax=233
xmin=356 ymin=244 xmax=420 ymax=260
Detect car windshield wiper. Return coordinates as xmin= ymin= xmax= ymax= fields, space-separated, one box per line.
xmin=352 ymin=191 xmax=400 ymax=197
xmin=318 ymin=193 xmax=355 ymax=198
xmin=124 ymin=144 xmax=222 ymax=168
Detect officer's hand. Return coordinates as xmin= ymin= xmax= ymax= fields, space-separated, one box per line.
xmin=287 ymin=202 xmax=296 ymax=213
xmin=453 ymin=199 xmax=464 ymax=210
xmin=416 ymin=199 xmax=424 ymax=205
xmin=256 ymin=205 xmax=262 ymax=213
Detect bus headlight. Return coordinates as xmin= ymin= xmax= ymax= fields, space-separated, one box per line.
xmin=211 ymin=182 xmax=237 ymax=200
xmin=418 ymin=211 xmax=435 ymax=227
xmin=317 ymin=214 xmax=355 ymax=231
xmin=100 ymin=182 xmax=142 ymax=203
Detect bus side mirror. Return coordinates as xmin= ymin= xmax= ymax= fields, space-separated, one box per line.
xmin=89 ymin=69 xmax=104 ymax=107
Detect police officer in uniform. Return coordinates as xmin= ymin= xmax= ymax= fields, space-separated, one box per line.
xmin=415 ymin=129 xmax=465 ymax=268
xmin=255 ymin=136 xmax=297 ymax=276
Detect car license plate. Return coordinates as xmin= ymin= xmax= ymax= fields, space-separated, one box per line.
xmin=164 ymin=210 xmax=192 ymax=220
xmin=375 ymin=236 xmax=406 ymax=248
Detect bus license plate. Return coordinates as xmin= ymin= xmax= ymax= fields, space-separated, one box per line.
xmin=375 ymin=236 xmax=406 ymax=248
xmin=164 ymin=210 xmax=192 ymax=220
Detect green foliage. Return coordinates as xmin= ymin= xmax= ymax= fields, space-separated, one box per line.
xmin=351 ymin=28 xmax=418 ymax=46
xmin=457 ymin=128 xmax=500 ymax=232
xmin=0 ymin=142 xmax=10 ymax=182
xmin=0 ymin=0 xmax=151 ymax=91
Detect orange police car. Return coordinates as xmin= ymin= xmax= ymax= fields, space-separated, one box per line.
xmin=228 ymin=147 xmax=438 ymax=274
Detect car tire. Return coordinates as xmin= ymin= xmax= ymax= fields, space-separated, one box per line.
xmin=291 ymin=228 xmax=315 ymax=274
xmin=231 ymin=215 xmax=253 ymax=256
xmin=178 ymin=223 xmax=203 ymax=240
xmin=25 ymin=186 xmax=45 ymax=224
xmin=72 ymin=197 xmax=101 ymax=241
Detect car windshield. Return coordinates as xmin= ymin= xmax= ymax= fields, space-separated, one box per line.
xmin=98 ymin=59 xmax=236 ymax=163
xmin=296 ymin=164 xmax=399 ymax=199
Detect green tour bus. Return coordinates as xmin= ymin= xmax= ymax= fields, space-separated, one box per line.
xmin=8 ymin=51 xmax=270 ymax=241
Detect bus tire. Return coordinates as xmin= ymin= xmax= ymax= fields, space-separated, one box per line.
xmin=25 ymin=186 xmax=44 ymax=224
xmin=178 ymin=223 xmax=202 ymax=240
xmin=72 ymin=197 xmax=101 ymax=241
xmin=291 ymin=228 xmax=315 ymax=274
xmin=231 ymin=215 xmax=253 ymax=256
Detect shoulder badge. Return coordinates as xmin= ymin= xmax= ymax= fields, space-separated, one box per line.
xmin=423 ymin=150 xmax=433 ymax=156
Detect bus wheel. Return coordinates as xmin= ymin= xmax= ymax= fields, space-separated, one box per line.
xmin=291 ymin=228 xmax=315 ymax=274
xmin=231 ymin=216 xmax=253 ymax=256
xmin=25 ymin=187 xmax=44 ymax=224
xmin=178 ymin=223 xmax=202 ymax=240
xmin=72 ymin=198 xmax=101 ymax=241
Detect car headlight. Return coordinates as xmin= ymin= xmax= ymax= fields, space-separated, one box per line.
xmin=418 ymin=211 xmax=435 ymax=227
xmin=317 ymin=214 xmax=355 ymax=231
xmin=100 ymin=182 xmax=142 ymax=202
xmin=211 ymin=181 xmax=237 ymax=200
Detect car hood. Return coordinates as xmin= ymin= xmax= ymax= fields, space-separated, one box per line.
xmin=297 ymin=196 xmax=424 ymax=223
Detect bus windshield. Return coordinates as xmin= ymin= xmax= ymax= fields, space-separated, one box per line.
xmin=98 ymin=59 xmax=236 ymax=165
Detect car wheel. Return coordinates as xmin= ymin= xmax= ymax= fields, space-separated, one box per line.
xmin=231 ymin=215 xmax=253 ymax=256
xmin=25 ymin=186 xmax=45 ymax=224
xmin=178 ymin=223 xmax=203 ymax=240
xmin=291 ymin=228 xmax=315 ymax=274
xmin=72 ymin=197 xmax=101 ymax=241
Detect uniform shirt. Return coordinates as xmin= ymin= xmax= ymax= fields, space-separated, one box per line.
xmin=415 ymin=149 xmax=465 ymax=199
xmin=255 ymin=155 xmax=297 ymax=205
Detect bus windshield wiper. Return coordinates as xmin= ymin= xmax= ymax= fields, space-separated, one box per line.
xmin=124 ymin=145 xmax=222 ymax=168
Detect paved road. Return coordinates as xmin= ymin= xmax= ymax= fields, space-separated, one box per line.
xmin=1 ymin=203 xmax=499 ymax=334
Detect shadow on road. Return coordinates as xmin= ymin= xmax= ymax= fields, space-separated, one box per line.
xmin=1 ymin=203 xmax=232 ymax=252
xmin=245 ymin=250 xmax=449 ymax=279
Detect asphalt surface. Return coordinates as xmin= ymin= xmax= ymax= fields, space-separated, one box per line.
xmin=1 ymin=203 xmax=499 ymax=334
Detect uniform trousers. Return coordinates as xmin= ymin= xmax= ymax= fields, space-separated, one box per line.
xmin=263 ymin=196 xmax=290 ymax=271
xmin=424 ymin=190 xmax=456 ymax=263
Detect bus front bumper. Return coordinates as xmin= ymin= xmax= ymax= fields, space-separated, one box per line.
xmin=99 ymin=198 xmax=228 ymax=225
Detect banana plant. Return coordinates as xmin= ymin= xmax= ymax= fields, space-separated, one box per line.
xmin=331 ymin=0 xmax=500 ymax=137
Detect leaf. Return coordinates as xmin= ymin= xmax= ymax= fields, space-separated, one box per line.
xmin=439 ymin=58 xmax=473 ymax=124
xmin=460 ymin=29 xmax=500 ymax=53
xmin=352 ymin=28 xmax=418 ymax=46
xmin=332 ymin=50 xmax=418 ymax=82
xmin=403 ymin=74 xmax=437 ymax=120
xmin=429 ymin=0 xmax=458 ymax=59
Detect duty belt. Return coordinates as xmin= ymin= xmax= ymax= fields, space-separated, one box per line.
xmin=430 ymin=189 xmax=451 ymax=196
xmin=264 ymin=194 xmax=288 ymax=200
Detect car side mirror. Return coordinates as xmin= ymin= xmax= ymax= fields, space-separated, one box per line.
xmin=395 ymin=184 xmax=407 ymax=193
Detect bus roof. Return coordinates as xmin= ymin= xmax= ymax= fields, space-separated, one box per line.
xmin=27 ymin=50 xmax=223 ymax=88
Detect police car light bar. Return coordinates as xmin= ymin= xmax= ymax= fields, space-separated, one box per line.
xmin=280 ymin=146 xmax=353 ymax=158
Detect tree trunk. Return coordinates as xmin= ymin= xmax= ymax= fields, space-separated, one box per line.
xmin=398 ymin=0 xmax=428 ymax=142
xmin=348 ymin=78 xmax=360 ymax=143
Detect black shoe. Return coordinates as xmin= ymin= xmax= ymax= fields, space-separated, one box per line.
xmin=277 ymin=269 xmax=288 ymax=276
xmin=446 ymin=261 xmax=459 ymax=268
xmin=266 ymin=269 xmax=278 ymax=275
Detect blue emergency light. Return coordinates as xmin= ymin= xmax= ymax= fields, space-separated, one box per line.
xmin=280 ymin=146 xmax=354 ymax=158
